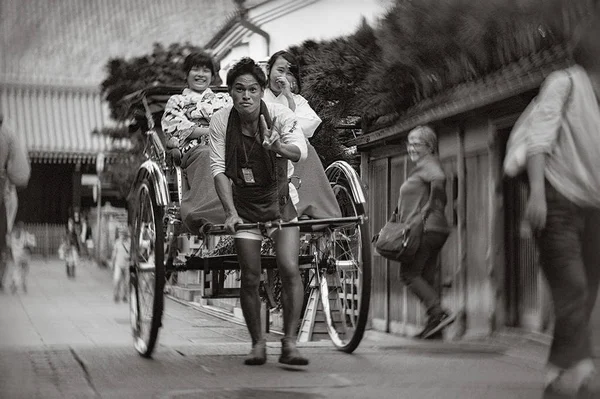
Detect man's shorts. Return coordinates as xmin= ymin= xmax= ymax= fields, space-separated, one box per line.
xmin=235 ymin=217 xmax=298 ymax=241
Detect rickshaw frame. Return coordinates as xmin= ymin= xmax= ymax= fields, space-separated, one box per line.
xmin=123 ymin=85 xmax=372 ymax=358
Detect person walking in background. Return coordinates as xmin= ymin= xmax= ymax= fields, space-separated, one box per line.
xmin=7 ymin=221 xmax=35 ymax=294
xmin=58 ymin=222 xmax=80 ymax=279
xmin=0 ymin=112 xmax=31 ymax=291
xmin=395 ymin=125 xmax=453 ymax=340
xmin=111 ymin=227 xmax=130 ymax=303
xmin=511 ymin=15 xmax=600 ymax=398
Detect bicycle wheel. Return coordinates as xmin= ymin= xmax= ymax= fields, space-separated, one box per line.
xmin=319 ymin=163 xmax=371 ymax=353
xmin=130 ymin=179 xmax=165 ymax=358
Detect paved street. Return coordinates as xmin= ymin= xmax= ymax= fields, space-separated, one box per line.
xmin=0 ymin=257 xmax=595 ymax=399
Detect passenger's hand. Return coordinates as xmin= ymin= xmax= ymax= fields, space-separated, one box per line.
xmin=224 ymin=214 xmax=243 ymax=234
xmin=524 ymin=192 xmax=547 ymax=231
xmin=276 ymin=77 xmax=293 ymax=95
xmin=261 ymin=115 xmax=281 ymax=152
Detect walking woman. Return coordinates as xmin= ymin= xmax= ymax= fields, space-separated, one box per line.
xmin=209 ymin=58 xmax=308 ymax=366
xmin=395 ymin=125 xmax=453 ymax=339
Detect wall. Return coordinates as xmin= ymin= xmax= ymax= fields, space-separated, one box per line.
xmin=364 ymin=118 xmax=504 ymax=338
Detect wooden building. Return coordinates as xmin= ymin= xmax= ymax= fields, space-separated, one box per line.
xmin=354 ymin=45 xmax=587 ymax=340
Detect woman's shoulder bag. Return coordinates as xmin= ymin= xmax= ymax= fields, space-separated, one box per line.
xmin=373 ymin=212 xmax=425 ymax=263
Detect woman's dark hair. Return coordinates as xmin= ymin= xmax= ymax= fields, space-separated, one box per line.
xmin=183 ymin=52 xmax=216 ymax=78
xmin=267 ymin=50 xmax=302 ymax=93
xmin=226 ymin=57 xmax=267 ymax=90
xmin=573 ymin=11 xmax=600 ymax=72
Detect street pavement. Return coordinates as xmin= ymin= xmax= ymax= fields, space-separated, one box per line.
xmin=0 ymin=257 xmax=595 ymax=399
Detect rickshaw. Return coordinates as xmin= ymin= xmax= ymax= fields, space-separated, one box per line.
xmin=121 ymin=85 xmax=372 ymax=358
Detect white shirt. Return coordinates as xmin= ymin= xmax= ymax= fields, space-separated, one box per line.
xmin=264 ymin=88 xmax=322 ymax=138
xmin=527 ymin=65 xmax=600 ymax=208
xmin=209 ymin=102 xmax=307 ymax=205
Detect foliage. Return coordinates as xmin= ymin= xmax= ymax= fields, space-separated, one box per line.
xmin=287 ymin=19 xmax=380 ymax=166
xmin=101 ymin=42 xmax=207 ymax=122
xmin=359 ymin=0 xmax=596 ymax=128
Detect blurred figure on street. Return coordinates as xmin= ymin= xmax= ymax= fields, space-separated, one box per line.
xmin=111 ymin=227 xmax=130 ymax=303
xmin=78 ymin=212 xmax=93 ymax=265
xmin=0 ymin=112 xmax=31 ymax=291
xmin=58 ymin=221 xmax=81 ymax=279
xmin=396 ymin=125 xmax=453 ymax=340
xmin=7 ymin=221 xmax=36 ymax=294
xmin=515 ymin=14 xmax=600 ymax=399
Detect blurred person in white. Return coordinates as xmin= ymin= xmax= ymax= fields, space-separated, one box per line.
xmin=515 ymin=11 xmax=600 ymax=399
xmin=111 ymin=227 xmax=130 ymax=303
xmin=7 ymin=221 xmax=36 ymax=294
xmin=0 ymin=112 xmax=30 ymax=291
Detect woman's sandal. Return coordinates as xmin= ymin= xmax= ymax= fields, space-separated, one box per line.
xmin=244 ymin=339 xmax=267 ymax=366
xmin=278 ymin=338 xmax=309 ymax=366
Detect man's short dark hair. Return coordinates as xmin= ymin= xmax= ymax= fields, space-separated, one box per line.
xmin=226 ymin=58 xmax=267 ymax=90
xmin=183 ymin=52 xmax=216 ymax=77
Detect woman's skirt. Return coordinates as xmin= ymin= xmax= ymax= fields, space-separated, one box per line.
xmin=180 ymin=145 xmax=226 ymax=233
xmin=293 ymin=143 xmax=342 ymax=219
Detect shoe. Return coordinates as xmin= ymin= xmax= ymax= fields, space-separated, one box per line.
xmin=244 ymin=339 xmax=267 ymax=366
xmin=279 ymin=337 xmax=309 ymax=366
xmin=421 ymin=311 xmax=456 ymax=339
xmin=122 ymin=296 xmax=127 ymax=303
xmin=114 ymin=296 xmax=120 ymax=303
xmin=423 ymin=330 xmax=443 ymax=340
xmin=543 ymin=377 xmax=578 ymax=399
xmin=577 ymin=370 xmax=599 ymax=399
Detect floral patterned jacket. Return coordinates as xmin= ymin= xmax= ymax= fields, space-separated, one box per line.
xmin=161 ymin=88 xmax=231 ymax=148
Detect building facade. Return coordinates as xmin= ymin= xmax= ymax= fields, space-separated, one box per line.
xmin=355 ymin=45 xmax=600 ymax=347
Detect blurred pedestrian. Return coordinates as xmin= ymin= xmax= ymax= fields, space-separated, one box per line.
xmin=58 ymin=222 xmax=80 ymax=279
xmin=7 ymin=221 xmax=35 ymax=294
xmin=0 ymin=112 xmax=31 ymax=291
xmin=513 ymin=15 xmax=600 ymax=399
xmin=111 ymin=227 xmax=130 ymax=303
xmin=395 ymin=125 xmax=453 ymax=340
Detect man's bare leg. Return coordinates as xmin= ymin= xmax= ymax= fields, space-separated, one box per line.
xmin=274 ymin=227 xmax=308 ymax=365
xmin=235 ymin=238 xmax=267 ymax=365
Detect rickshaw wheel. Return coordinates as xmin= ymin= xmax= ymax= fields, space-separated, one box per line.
xmin=319 ymin=162 xmax=372 ymax=353
xmin=130 ymin=179 xmax=165 ymax=358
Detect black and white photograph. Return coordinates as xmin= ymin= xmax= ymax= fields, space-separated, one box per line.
xmin=1 ymin=0 xmax=599 ymax=397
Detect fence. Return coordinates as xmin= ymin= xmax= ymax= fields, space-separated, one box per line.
xmin=24 ymin=223 xmax=66 ymax=258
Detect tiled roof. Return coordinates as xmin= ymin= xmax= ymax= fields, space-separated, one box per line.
xmin=355 ymin=45 xmax=572 ymax=149
xmin=0 ymin=0 xmax=240 ymax=86
xmin=0 ymin=82 xmax=128 ymax=163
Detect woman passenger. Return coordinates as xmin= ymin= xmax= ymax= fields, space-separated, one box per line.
xmin=264 ymin=50 xmax=341 ymax=219
xmin=162 ymin=51 xmax=231 ymax=230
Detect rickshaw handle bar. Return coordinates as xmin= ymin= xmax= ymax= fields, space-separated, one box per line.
xmin=204 ymin=215 xmax=366 ymax=235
